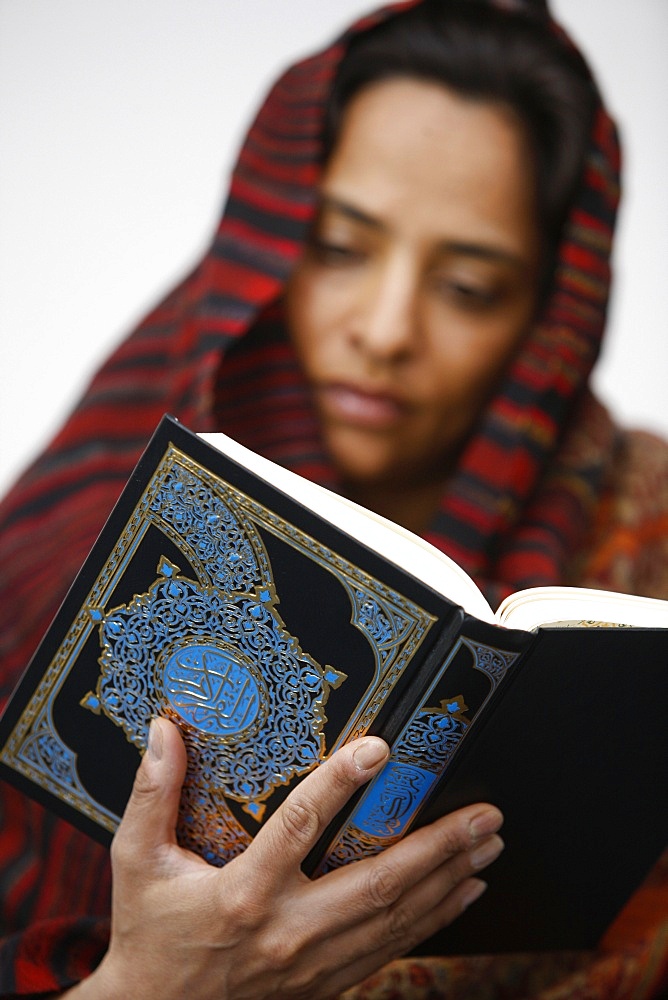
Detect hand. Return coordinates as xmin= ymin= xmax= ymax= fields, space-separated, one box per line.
xmin=69 ymin=718 xmax=503 ymax=1000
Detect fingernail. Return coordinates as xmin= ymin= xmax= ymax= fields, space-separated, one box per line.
xmin=460 ymin=879 xmax=487 ymax=912
xmin=147 ymin=718 xmax=163 ymax=761
xmin=469 ymin=807 xmax=503 ymax=843
xmin=469 ymin=834 xmax=504 ymax=870
xmin=352 ymin=737 xmax=389 ymax=772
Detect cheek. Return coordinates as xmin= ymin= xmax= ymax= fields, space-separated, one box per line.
xmin=424 ymin=317 xmax=527 ymax=416
xmin=286 ymin=272 xmax=327 ymax=352
xmin=286 ymin=269 xmax=352 ymax=368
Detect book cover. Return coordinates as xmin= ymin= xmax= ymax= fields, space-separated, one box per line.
xmin=0 ymin=416 xmax=527 ymax=865
xmin=1 ymin=414 xmax=666 ymax=953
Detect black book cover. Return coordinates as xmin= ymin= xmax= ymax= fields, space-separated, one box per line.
xmin=0 ymin=414 xmax=666 ymax=954
xmin=415 ymin=623 xmax=668 ymax=954
xmin=0 ymin=417 xmax=525 ymax=859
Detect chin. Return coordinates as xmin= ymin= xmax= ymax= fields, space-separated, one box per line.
xmin=324 ymin=426 xmax=449 ymax=492
xmin=326 ymin=438 xmax=398 ymax=489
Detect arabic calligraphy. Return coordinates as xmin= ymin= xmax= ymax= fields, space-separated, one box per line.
xmin=163 ymin=643 xmax=265 ymax=737
xmin=353 ymin=762 xmax=433 ymax=838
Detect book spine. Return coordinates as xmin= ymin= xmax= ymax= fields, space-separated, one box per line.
xmin=310 ymin=623 xmax=527 ymax=875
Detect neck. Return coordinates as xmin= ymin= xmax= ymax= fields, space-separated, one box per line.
xmin=342 ymin=478 xmax=445 ymax=538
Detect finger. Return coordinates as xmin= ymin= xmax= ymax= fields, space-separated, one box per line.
xmin=367 ymin=802 xmax=504 ymax=898
xmin=369 ymin=830 xmax=503 ymax=946
xmin=243 ymin=802 xmax=502 ymax=985
xmin=111 ymin=717 xmax=189 ymax=871
xmin=299 ymin=831 xmax=500 ymax=999
xmin=244 ymin=736 xmax=390 ymax=886
xmin=279 ymin=848 xmax=495 ymax=1000
xmin=321 ymin=831 xmax=502 ymax=964
xmin=323 ymin=878 xmax=489 ymax=999
xmin=300 ymin=802 xmax=503 ymax=932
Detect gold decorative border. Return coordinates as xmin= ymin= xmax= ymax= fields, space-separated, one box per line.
xmin=1 ymin=443 xmax=438 ymax=834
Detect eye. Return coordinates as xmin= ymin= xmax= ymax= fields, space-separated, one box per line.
xmin=453 ymin=282 xmax=497 ymax=306
xmin=310 ymin=237 xmax=366 ymax=267
xmin=432 ymin=274 xmax=500 ymax=310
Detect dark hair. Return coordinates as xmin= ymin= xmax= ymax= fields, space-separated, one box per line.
xmin=324 ymin=0 xmax=597 ymax=260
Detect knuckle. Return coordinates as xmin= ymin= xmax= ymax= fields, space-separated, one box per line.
xmin=217 ymin=870 xmax=267 ymax=933
xmin=328 ymin=753 xmax=361 ymax=792
xmin=433 ymin=821 xmax=469 ymax=858
xmin=109 ymin=826 xmax=138 ymax=875
xmin=282 ymin=971 xmax=321 ymax=1000
xmin=131 ymin=758 xmax=161 ymax=798
xmin=219 ymin=889 xmax=256 ymax=931
xmin=384 ymin=903 xmax=416 ymax=946
xmin=277 ymin=798 xmax=321 ymax=849
xmin=274 ymin=945 xmax=321 ymax=1000
xmin=257 ymin=933 xmax=293 ymax=971
xmin=109 ymin=830 xmax=126 ymax=868
xmin=256 ymin=926 xmax=306 ymax=978
xmin=363 ymin=860 xmax=406 ymax=909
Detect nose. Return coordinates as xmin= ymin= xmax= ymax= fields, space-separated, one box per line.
xmin=351 ymin=253 xmax=419 ymax=363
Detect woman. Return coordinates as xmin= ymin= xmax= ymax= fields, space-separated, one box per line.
xmin=0 ymin=0 xmax=666 ymax=997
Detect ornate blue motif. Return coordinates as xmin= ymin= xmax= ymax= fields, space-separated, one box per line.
xmin=90 ymin=560 xmax=344 ymax=813
xmin=2 ymin=445 xmax=436 ymax=863
xmin=318 ymin=638 xmax=520 ymax=873
xmin=350 ymin=761 xmax=435 ymax=838
xmin=391 ymin=695 xmax=471 ymax=769
xmin=319 ymin=696 xmax=471 ymax=872
xmin=238 ymin=509 xmax=435 ymax=744
xmin=150 ymin=465 xmax=265 ymax=594
xmin=463 ymin=638 xmax=519 ymax=688
xmin=23 ymin=717 xmax=80 ymax=788
xmin=163 ymin=643 xmax=264 ymax=736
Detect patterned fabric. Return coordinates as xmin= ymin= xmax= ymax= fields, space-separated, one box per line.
xmin=339 ymin=413 xmax=668 ymax=1000
xmin=0 ymin=1 xmax=665 ymax=996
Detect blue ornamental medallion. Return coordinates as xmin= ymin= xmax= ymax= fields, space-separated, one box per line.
xmin=82 ymin=462 xmax=347 ymax=863
xmin=86 ymin=559 xmax=345 ymax=807
xmin=162 ymin=642 xmax=266 ymax=737
xmin=5 ymin=443 xmax=438 ymax=873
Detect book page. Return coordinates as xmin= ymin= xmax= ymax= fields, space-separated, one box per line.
xmin=198 ymin=431 xmax=495 ymax=623
xmin=497 ymin=586 xmax=668 ymax=631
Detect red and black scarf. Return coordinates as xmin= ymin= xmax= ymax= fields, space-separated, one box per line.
xmin=0 ymin=0 xmax=620 ymax=702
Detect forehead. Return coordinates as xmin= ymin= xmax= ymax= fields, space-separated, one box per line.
xmin=320 ymin=77 xmax=539 ymax=257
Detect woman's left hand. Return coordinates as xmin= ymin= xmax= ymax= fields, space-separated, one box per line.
xmin=69 ymin=717 xmax=503 ymax=1000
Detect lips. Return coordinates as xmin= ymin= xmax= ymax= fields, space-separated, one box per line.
xmin=314 ymin=382 xmax=408 ymax=430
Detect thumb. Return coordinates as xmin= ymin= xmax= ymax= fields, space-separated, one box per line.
xmin=112 ymin=717 xmax=187 ymax=864
xmin=246 ymin=736 xmax=390 ymax=885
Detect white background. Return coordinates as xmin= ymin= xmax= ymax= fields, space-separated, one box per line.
xmin=1 ymin=0 xmax=667 ymax=497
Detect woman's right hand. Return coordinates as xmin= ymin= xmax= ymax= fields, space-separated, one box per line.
xmin=68 ymin=717 xmax=503 ymax=1000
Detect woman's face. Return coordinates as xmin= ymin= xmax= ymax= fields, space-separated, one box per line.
xmin=285 ymin=78 xmax=542 ymax=493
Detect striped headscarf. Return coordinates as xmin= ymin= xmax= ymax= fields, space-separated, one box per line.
xmin=0 ymin=0 xmax=620 ymax=701
xmin=0 ymin=5 xmax=650 ymax=996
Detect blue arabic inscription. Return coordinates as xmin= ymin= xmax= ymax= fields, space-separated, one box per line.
xmin=163 ymin=643 xmax=265 ymax=737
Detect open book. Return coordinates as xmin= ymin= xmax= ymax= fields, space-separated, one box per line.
xmin=200 ymin=427 xmax=668 ymax=632
xmin=0 ymin=414 xmax=666 ymax=955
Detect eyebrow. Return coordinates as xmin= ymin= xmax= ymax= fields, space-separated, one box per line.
xmin=318 ymin=194 xmax=529 ymax=272
xmin=319 ymin=195 xmax=384 ymax=231
xmin=440 ymin=240 xmax=527 ymax=271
